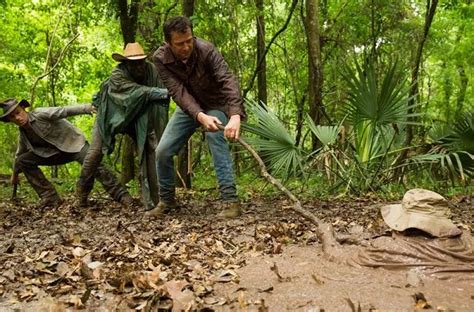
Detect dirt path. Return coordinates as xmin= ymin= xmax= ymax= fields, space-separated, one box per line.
xmin=0 ymin=192 xmax=472 ymax=311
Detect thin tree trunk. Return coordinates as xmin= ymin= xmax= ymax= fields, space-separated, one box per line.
xmin=455 ymin=25 xmax=468 ymax=119
xmin=256 ymin=0 xmax=267 ymax=106
xmin=304 ymin=0 xmax=325 ymax=151
xmin=295 ymin=95 xmax=306 ymax=146
xmin=456 ymin=64 xmax=468 ymax=118
xmin=442 ymin=62 xmax=453 ymax=122
xmin=242 ymin=0 xmax=298 ymax=98
xmin=403 ymin=0 xmax=438 ymax=153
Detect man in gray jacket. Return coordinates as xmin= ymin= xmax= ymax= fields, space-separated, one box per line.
xmin=0 ymin=98 xmax=132 ymax=208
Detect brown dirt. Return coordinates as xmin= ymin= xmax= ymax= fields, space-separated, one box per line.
xmin=0 ymin=190 xmax=472 ymax=311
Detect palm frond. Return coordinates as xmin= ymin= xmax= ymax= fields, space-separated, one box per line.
xmin=242 ymin=99 xmax=306 ymax=180
xmin=305 ymin=114 xmax=340 ymax=147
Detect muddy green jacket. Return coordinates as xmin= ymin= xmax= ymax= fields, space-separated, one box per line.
xmin=94 ymin=61 xmax=169 ymax=160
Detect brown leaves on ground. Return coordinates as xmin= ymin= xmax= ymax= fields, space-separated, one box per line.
xmin=0 ymin=193 xmax=471 ymax=310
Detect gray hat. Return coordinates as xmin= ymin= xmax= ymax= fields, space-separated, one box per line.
xmin=0 ymin=98 xmax=30 ymax=122
xmin=381 ymin=189 xmax=462 ymax=238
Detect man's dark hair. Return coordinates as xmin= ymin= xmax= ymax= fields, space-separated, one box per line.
xmin=164 ymin=16 xmax=193 ymax=43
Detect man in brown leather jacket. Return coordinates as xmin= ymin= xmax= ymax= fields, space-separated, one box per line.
xmin=0 ymin=98 xmax=131 ymax=208
xmin=150 ymin=16 xmax=245 ymax=218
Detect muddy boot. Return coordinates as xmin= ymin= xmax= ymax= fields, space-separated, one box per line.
xmin=218 ymin=201 xmax=242 ymax=219
xmin=38 ymin=195 xmax=63 ymax=209
xmin=76 ymin=186 xmax=91 ymax=208
xmin=145 ymin=199 xmax=177 ymax=217
xmin=76 ymin=179 xmax=92 ymax=208
xmin=119 ymin=194 xmax=134 ymax=206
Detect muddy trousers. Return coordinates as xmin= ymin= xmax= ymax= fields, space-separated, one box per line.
xmin=78 ymin=123 xmax=158 ymax=209
xmin=15 ymin=143 xmax=127 ymax=202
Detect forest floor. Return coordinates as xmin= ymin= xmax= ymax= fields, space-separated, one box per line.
xmin=0 ymin=187 xmax=472 ymax=311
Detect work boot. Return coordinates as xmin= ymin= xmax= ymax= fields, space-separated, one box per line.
xmin=119 ymin=194 xmax=134 ymax=206
xmin=145 ymin=199 xmax=177 ymax=217
xmin=218 ymin=201 xmax=242 ymax=219
xmin=38 ymin=195 xmax=63 ymax=209
xmin=77 ymin=196 xmax=89 ymax=208
xmin=76 ymin=184 xmax=92 ymax=208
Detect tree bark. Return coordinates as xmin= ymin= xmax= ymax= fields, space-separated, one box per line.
xmin=182 ymin=0 xmax=195 ymax=17
xmin=116 ymin=0 xmax=139 ymax=45
xmin=304 ymin=0 xmax=325 ymax=151
xmin=256 ymin=0 xmax=267 ymax=106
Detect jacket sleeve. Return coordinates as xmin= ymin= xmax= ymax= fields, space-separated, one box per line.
xmin=34 ymin=105 xmax=94 ymax=120
xmin=207 ymin=47 xmax=245 ymax=118
xmin=153 ymin=55 xmax=204 ymax=120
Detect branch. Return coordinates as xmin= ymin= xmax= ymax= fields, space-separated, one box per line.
xmin=242 ymin=0 xmax=299 ymax=98
xmin=217 ymin=125 xmax=343 ymax=260
xmin=29 ymin=33 xmax=79 ymax=105
xmin=29 ymin=0 xmax=75 ymax=105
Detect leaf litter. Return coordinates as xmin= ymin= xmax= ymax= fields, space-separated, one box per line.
xmin=0 ymin=193 xmax=472 ymax=310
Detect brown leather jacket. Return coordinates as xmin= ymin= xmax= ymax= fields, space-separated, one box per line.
xmin=153 ymin=37 xmax=245 ymax=120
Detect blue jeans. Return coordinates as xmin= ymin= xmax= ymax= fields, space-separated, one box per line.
xmin=156 ymin=107 xmax=237 ymax=202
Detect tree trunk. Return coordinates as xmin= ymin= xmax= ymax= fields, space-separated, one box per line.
xmin=403 ymin=0 xmax=438 ymax=151
xmin=442 ymin=62 xmax=453 ymax=122
xmin=256 ymin=0 xmax=267 ymax=106
xmin=455 ymin=64 xmax=468 ymax=118
xmin=117 ymin=0 xmax=139 ymax=45
xmin=455 ymin=26 xmax=468 ymax=119
xmin=175 ymin=0 xmax=195 ymax=189
xmin=116 ymin=0 xmax=140 ymax=183
xmin=304 ymin=0 xmax=324 ymax=151
xmin=182 ymin=0 xmax=195 ymax=18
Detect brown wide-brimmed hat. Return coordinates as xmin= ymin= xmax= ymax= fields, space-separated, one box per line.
xmin=112 ymin=42 xmax=148 ymax=62
xmin=0 ymin=98 xmax=30 ymax=122
xmin=381 ymin=189 xmax=462 ymax=238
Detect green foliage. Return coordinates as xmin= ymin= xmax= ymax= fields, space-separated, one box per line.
xmin=412 ymin=112 xmax=474 ymax=181
xmin=242 ymin=99 xmax=305 ymax=181
xmin=0 ymin=0 xmax=472 ymax=201
xmin=342 ymin=59 xmax=417 ymax=163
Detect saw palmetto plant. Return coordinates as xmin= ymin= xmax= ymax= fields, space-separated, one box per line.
xmin=411 ymin=112 xmax=474 ymax=181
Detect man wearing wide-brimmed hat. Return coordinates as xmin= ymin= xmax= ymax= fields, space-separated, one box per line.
xmin=0 ymin=98 xmax=131 ymax=208
xmin=77 ymin=42 xmax=169 ymax=210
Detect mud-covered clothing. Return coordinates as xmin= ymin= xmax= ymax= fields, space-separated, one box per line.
xmin=14 ymin=105 xmax=126 ymax=202
xmin=152 ymin=37 xmax=245 ymax=120
xmin=349 ymin=231 xmax=474 ymax=279
xmin=79 ymin=61 xmax=169 ymax=209
xmin=94 ymin=62 xmax=169 ymax=158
